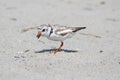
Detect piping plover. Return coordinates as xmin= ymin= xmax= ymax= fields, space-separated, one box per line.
xmin=37 ymin=24 xmax=86 ymax=54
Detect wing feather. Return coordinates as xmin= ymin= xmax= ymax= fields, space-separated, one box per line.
xmin=54 ymin=26 xmax=86 ymax=36
xmin=55 ymin=29 xmax=72 ymax=36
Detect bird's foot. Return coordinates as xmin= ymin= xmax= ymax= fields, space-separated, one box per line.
xmin=53 ymin=48 xmax=62 ymax=54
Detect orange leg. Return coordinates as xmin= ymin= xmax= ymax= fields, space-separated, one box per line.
xmin=54 ymin=41 xmax=63 ymax=54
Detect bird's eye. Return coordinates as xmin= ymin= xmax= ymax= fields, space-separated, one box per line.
xmin=42 ymin=29 xmax=45 ymax=32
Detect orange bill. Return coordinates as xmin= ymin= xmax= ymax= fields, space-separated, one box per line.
xmin=36 ymin=31 xmax=41 ymax=39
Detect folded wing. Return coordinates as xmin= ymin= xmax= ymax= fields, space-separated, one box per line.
xmin=55 ymin=27 xmax=86 ymax=36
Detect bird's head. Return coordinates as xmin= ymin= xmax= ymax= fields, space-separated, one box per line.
xmin=36 ymin=24 xmax=52 ymax=39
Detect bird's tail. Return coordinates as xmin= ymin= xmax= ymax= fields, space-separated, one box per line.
xmin=72 ymin=27 xmax=86 ymax=32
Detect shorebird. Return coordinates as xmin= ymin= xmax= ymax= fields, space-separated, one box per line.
xmin=36 ymin=24 xmax=86 ymax=54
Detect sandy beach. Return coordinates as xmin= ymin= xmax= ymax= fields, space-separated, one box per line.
xmin=0 ymin=0 xmax=120 ymax=80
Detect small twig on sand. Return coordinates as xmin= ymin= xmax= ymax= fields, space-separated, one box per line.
xmin=79 ymin=32 xmax=102 ymax=38
xmin=21 ymin=26 xmax=39 ymax=32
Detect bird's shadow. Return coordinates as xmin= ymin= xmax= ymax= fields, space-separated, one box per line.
xmin=35 ymin=48 xmax=78 ymax=54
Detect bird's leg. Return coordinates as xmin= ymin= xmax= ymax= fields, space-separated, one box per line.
xmin=57 ymin=41 xmax=63 ymax=51
xmin=54 ymin=41 xmax=63 ymax=54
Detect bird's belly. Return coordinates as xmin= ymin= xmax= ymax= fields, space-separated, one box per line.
xmin=47 ymin=36 xmax=63 ymax=41
xmin=47 ymin=33 xmax=75 ymax=41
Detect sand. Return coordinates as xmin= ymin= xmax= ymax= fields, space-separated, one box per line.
xmin=0 ymin=0 xmax=120 ymax=80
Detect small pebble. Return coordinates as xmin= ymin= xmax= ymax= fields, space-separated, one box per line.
xmin=10 ymin=18 xmax=17 ymax=21
xmin=100 ymin=1 xmax=106 ymax=5
xmin=21 ymin=56 xmax=25 ymax=58
xmin=14 ymin=56 xmax=20 ymax=58
xmin=99 ymin=50 xmax=103 ymax=53
xmin=119 ymin=62 xmax=120 ymax=64
xmin=24 ymin=50 xmax=30 ymax=53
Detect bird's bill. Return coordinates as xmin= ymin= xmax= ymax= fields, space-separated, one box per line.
xmin=37 ymin=31 xmax=41 ymax=39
